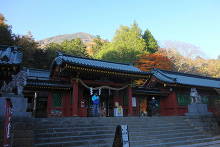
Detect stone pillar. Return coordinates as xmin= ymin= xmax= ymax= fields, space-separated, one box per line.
xmin=128 ymin=86 xmax=133 ymax=116
xmin=72 ymin=80 xmax=79 ymax=116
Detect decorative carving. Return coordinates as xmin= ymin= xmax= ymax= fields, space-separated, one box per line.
xmin=190 ymin=88 xmax=202 ymax=104
xmin=0 ymin=71 xmax=27 ymax=95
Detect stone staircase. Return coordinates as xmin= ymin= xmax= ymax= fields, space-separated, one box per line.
xmin=33 ymin=116 xmax=220 ymax=147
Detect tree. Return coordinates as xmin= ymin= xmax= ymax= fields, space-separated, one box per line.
xmin=162 ymin=40 xmax=203 ymax=58
xmin=142 ymin=29 xmax=159 ymax=53
xmin=135 ymin=51 xmax=174 ymax=72
xmin=134 ymin=50 xmax=174 ymax=86
xmin=14 ymin=34 xmax=40 ymax=68
xmin=0 ymin=13 xmax=14 ymax=45
xmin=43 ymin=39 xmax=89 ymax=68
xmin=44 ymin=42 xmax=63 ymax=67
xmin=96 ymin=23 xmax=147 ymax=63
xmin=60 ymin=38 xmax=89 ymax=57
xmin=91 ymin=35 xmax=106 ymax=57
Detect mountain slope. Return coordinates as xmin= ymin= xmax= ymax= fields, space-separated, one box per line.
xmin=38 ymin=32 xmax=95 ymax=47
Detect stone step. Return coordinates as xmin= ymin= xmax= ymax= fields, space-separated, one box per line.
xmin=34 ymin=126 xmax=116 ymax=134
xmin=35 ymin=130 xmax=115 ymax=138
xmin=34 ymin=121 xmax=189 ymax=129
xmin=130 ymin=130 xmax=205 ymax=140
xmin=35 ymin=116 xmax=186 ymax=121
xmin=33 ymin=116 xmax=218 ymax=147
xmin=34 ymin=117 xmax=186 ymax=123
xmin=34 ymin=124 xmax=193 ymax=135
xmin=130 ymin=134 xmax=209 ymax=146
xmin=35 ymin=133 xmax=114 ymax=144
xmin=129 ymin=125 xmax=194 ymax=132
xmin=35 ymin=126 xmax=202 ymax=139
xmin=34 ymin=121 xmax=191 ymax=129
xmin=135 ymin=136 xmax=220 ymax=147
xmin=35 ymin=137 xmax=113 ymax=147
xmin=176 ymin=139 xmax=220 ymax=147
xmin=130 ymin=128 xmax=202 ymax=137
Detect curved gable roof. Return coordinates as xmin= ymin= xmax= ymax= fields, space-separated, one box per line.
xmin=151 ymin=68 xmax=220 ymax=89
xmin=53 ymin=53 xmax=148 ymax=75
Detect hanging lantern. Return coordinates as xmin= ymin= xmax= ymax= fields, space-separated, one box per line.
xmin=99 ymin=88 xmax=102 ymax=95
xmin=90 ymin=87 xmax=93 ymax=95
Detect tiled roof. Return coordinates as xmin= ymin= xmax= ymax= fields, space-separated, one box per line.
xmin=23 ymin=68 xmax=50 ymax=80
xmin=26 ymin=79 xmax=71 ymax=88
xmin=151 ymin=68 xmax=220 ymax=89
xmin=0 ymin=46 xmax=22 ymax=65
xmin=23 ymin=68 xmax=71 ymax=88
xmin=54 ymin=53 xmax=147 ymax=74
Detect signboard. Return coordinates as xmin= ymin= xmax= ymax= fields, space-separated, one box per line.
xmin=112 ymin=125 xmax=130 ymax=147
xmin=3 ymin=98 xmax=13 ymax=147
xmin=121 ymin=125 xmax=129 ymax=147
xmin=132 ymin=97 xmax=136 ymax=107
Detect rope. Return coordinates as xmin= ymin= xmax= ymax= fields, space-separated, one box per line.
xmin=74 ymin=78 xmax=129 ymax=91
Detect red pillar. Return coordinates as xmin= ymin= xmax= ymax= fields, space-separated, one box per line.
xmin=128 ymin=86 xmax=133 ymax=116
xmin=47 ymin=92 xmax=52 ymax=116
xmin=160 ymin=91 xmax=178 ymax=116
xmin=65 ymin=92 xmax=71 ymax=116
xmin=72 ymin=80 xmax=79 ymax=116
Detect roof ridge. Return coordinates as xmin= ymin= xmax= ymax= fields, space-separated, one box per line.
xmin=23 ymin=67 xmax=50 ymax=72
xmin=58 ymin=52 xmax=133 ymax=66
xmin=155 ymin=68 xmax=220 ymax=81
xmin=153 ymin=69 xmax=177 ymax=82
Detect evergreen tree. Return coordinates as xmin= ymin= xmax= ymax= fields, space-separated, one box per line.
xmin=142 ymin=29 xmax=159 ymax=53
xmin=0 ymin=13 xmax=14 ymax=45
xmin=96 ymin=22 xmax=146 ymax=63
xmin=14 ymin=34 xmax=40 ymax=68
xmin=91 ymin=35 xmax=106 ymax=56
xmin=60 ymin=38 xmax=89 ymax=57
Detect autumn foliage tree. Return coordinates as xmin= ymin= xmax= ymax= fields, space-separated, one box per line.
xmin=135 ymin=51 xmax=174 ymax=72
xmin=134 ymin=51 xmax=174 ymax=86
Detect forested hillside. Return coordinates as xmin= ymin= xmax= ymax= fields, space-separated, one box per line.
xmin=0 ymin=13 xmax=220 ymax=78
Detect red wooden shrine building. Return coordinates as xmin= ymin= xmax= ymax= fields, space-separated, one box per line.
xmin=1 ymin=46 xmax=220 ymax=117
xmin=26 ymin=53 xmax=220 ymax=117
xmin=47 ymin=52 xmax=149 ymax=117
xmin=144 ymin=68 xmax=220 ymax=116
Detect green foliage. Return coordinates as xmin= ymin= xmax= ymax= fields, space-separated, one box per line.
xmin=143 ymin=29 xmax=159 ymax=53
xmin=14 ymin=34 xmax=42 ymax=68
xmin=96 ymin=22 xmax=147 ymax=63
xmin=44 ymin=43 xmax=62 ymax=67
xmin=43 ymin=39 xmax=89 ymax=68
xmin=60 ymin=38 xmax=88 ymax=57
xmin=91 ymin=35 xmax=106 ymax=56
xmin=0 ymin=13 xmax=14 ymax=45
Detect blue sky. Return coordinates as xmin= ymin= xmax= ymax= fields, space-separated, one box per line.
xmin=1 ymin=0 xmax=220 ymax=59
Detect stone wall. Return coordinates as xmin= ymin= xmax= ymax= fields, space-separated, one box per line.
xmin=0 ymin=96 xmax=31 ymax=117
xmin=0 ymin=119 xmax=3 ymax=147
xmin=0 ymin=117 xmax=33 ymax=147
xmin=12 ymin=117 xmax=34 ymax=147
